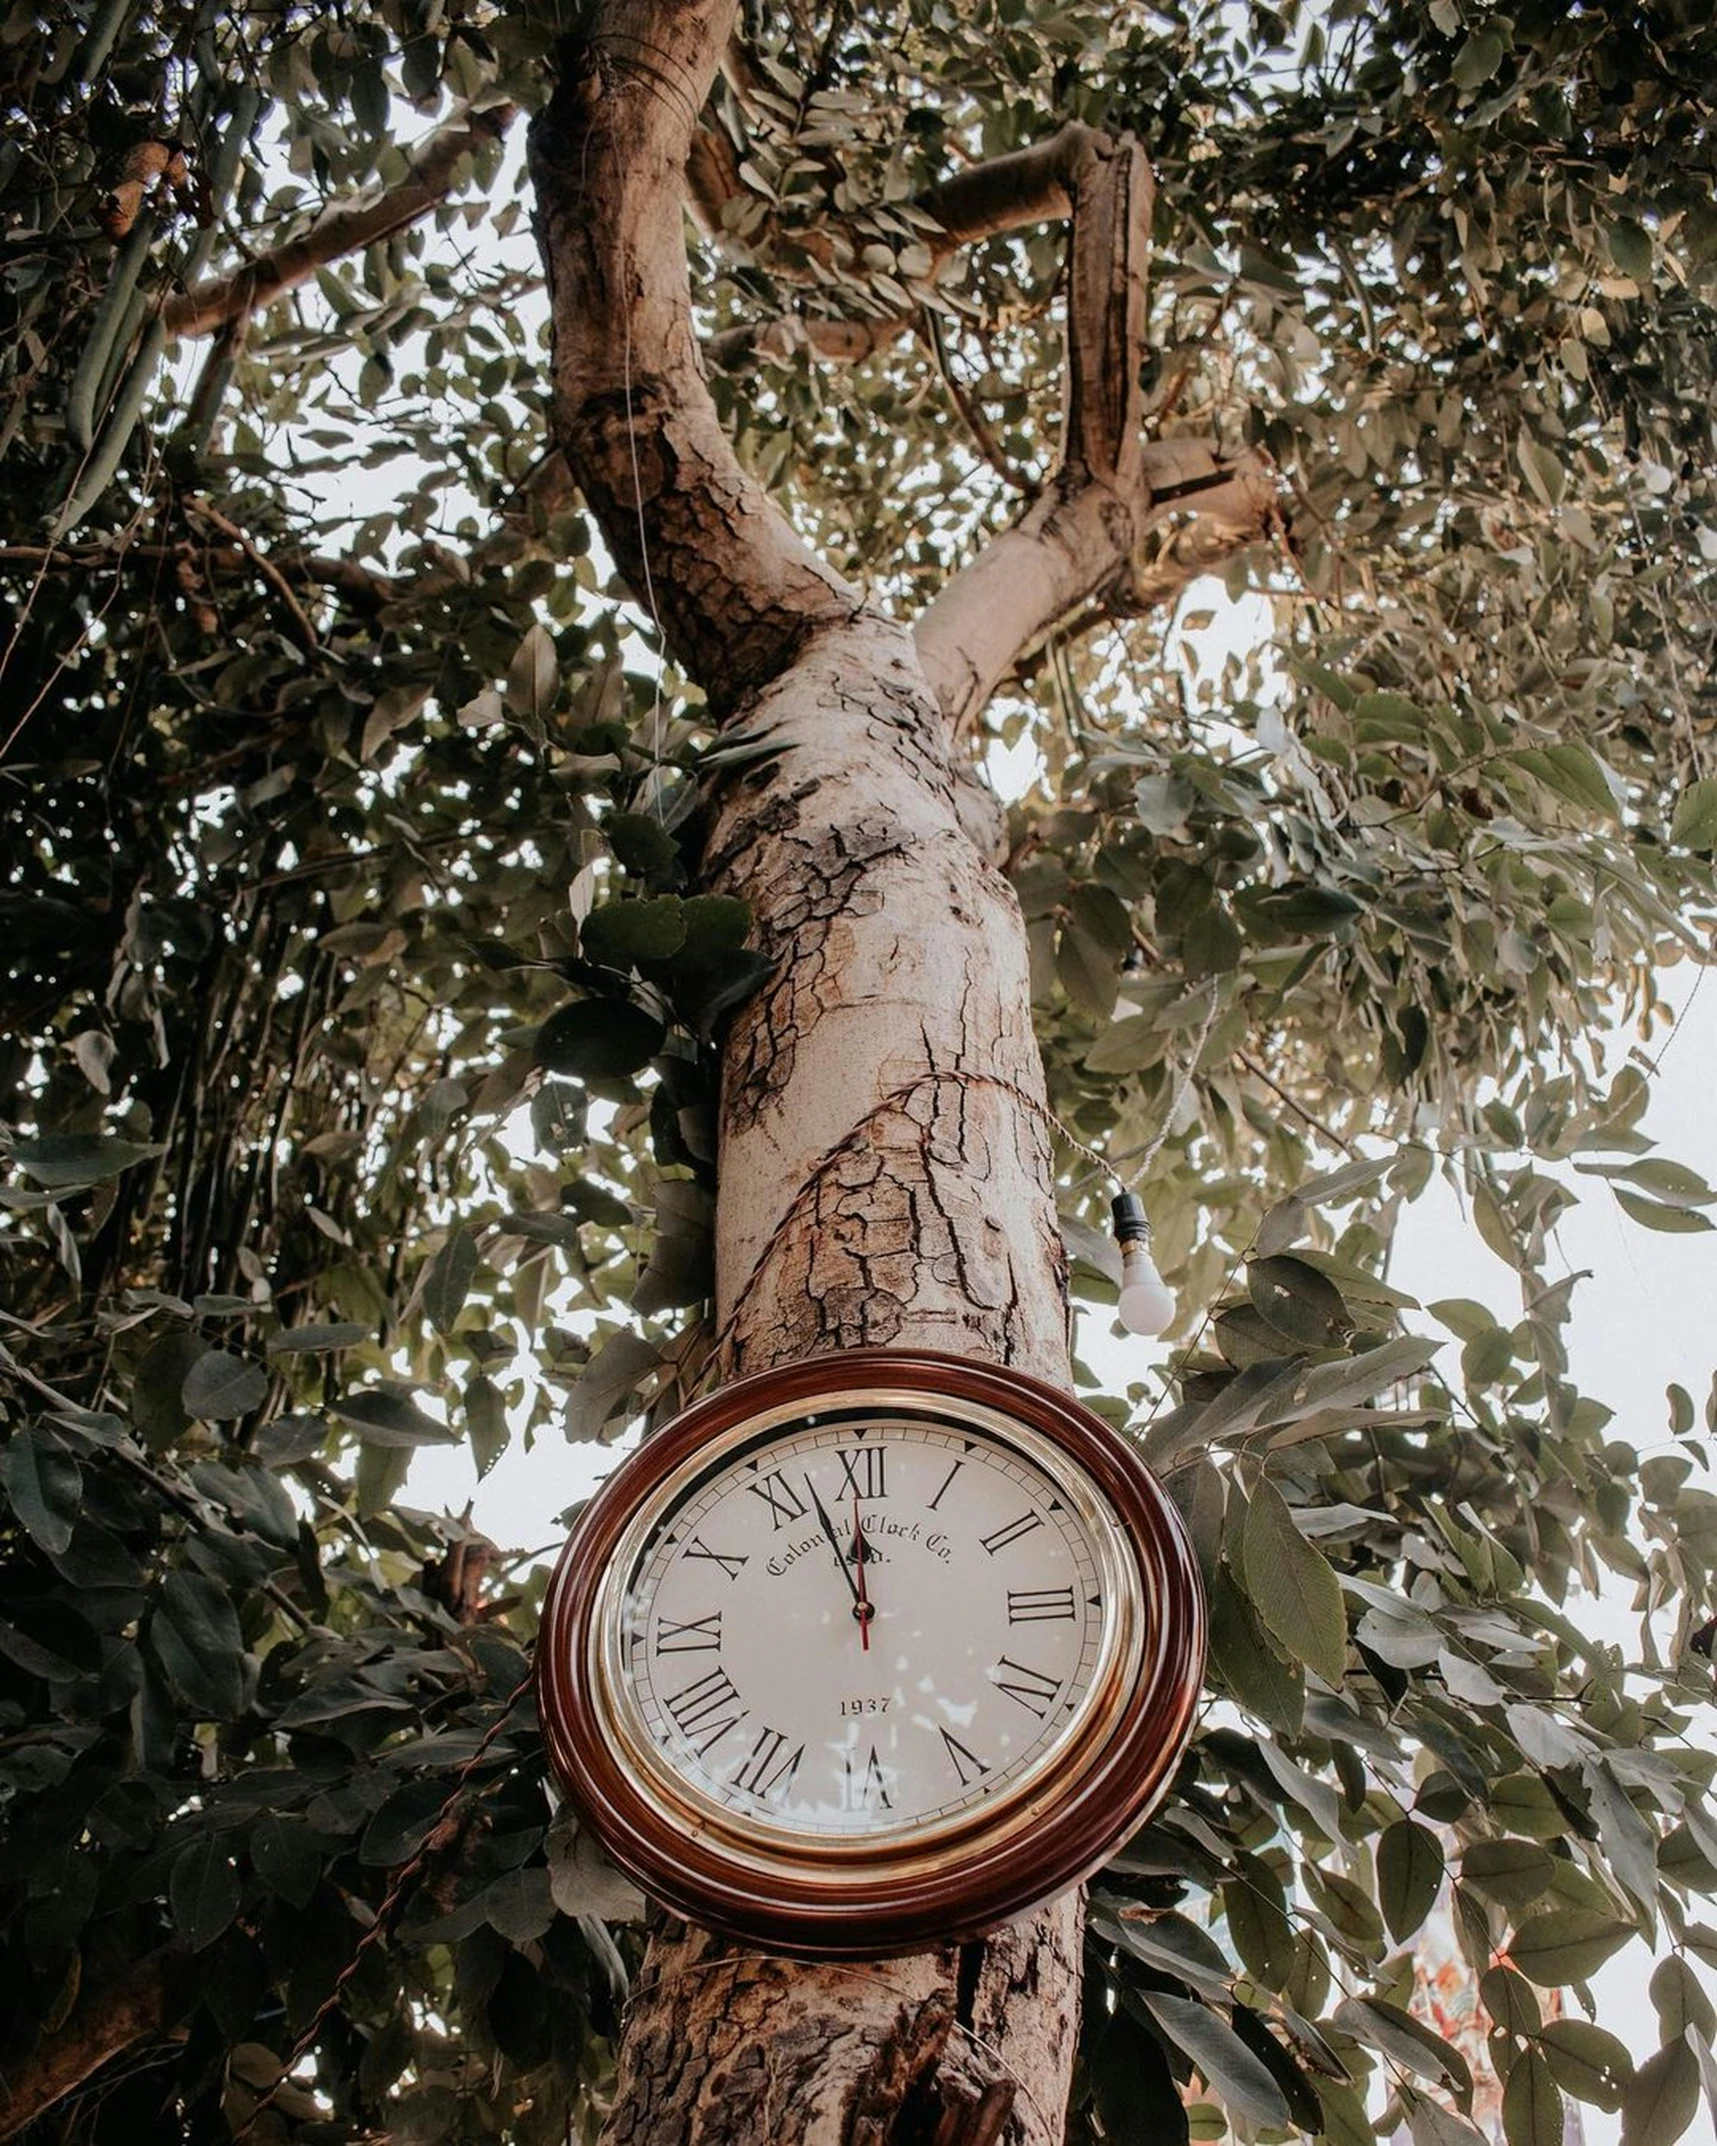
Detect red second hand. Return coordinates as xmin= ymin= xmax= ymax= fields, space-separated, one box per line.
xmin=853 ymin=1494 xmax=871 ymax=1652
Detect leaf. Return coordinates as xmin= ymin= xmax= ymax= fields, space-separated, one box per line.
xmin=1612 ymin=1189 xmax=1713 ymax=1234
xmin=1247 ymin=1255 xmax=1350 ymax=1346
xmin=266 ymin=1321 xmax=371 ymax=1354
xmin=1462 ymin=1839 xmax=1555 ymax=1912
xmin=180 ymin=1349 xmax=268 ymax=1420
xmin=545 ymin=1811 xmax=646 ymax=1923
xmin=465 ymin=1375 xmax=508 ymax=1478
xmin=535 ymin=998 xmax=664 ymax=1080
xmin=1 ymin=1426 xmax=83 ymax=1554
xmin=1208 ymin=1563 xmax=1304 ymax=1735
xmin=171 ymin=1834 xmax=241 ymax=1951
xmin=1240 ymin=1480 xmax=1348 ymax=1685
xmin=1620 ymin=2038 xmax=1700 ymax=2146
xmin=565 ymin=1329 xmax=659 ymax=1443
xmin=1670 ymin=777 xmax=1717 ymax=852
xmin=1333 ymin=1997 xmax=1470 ymax=2095
xmin=633 ymin=1177 xmax=713 ymax=1316
xmin=1607 ymin=217 xmax=1653 ymax=283
xmin=1536 ymin=2019 xmax=1633 ymax=2110
xmin=252 ymin=1815 xmax=321 ymax=1907
xmin=8 ymin=1133 xmax=163 ymax=1190
xmin=505 ymin=622 xmax=558 ymax=722
xmin=1451 ymin=26 xmax=1505 ymax=90
xmin=481 ymin=1865 xmax=556 ymax=1945
xmin=1136 ymin=1990 xmax=1290 ymax=2129
xmin=330 ymin=1389 xmax=459 ymax=1447
xmin=1507 ymin=1907 xmax=1636 ymax=1986
xmin=1503 ymin=2048 xmax=1563 ymax=2146
xmin=149 ymin=1571 xmax=247 ymax=1717
xmin=581 ymin=897 xmax=687 ymax=970
xmin=423 ymin=1227 xmax=479 ymax=1335
xmin=1378 ymin=1820 xmax=1445 ymax=1941
xmin=1409 ymin=2101 xmax=1488 ymax=2146
xmin=1650 ymin=1956 xmax=1715 ymax=2043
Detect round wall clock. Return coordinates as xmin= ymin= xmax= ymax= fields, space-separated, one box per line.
xmin=536 ymin=1348 xmax=1205 ymax=1959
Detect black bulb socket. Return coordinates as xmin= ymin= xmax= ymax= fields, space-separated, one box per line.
xmin=1111 ymin=1192 xmax=1151 ymax=1246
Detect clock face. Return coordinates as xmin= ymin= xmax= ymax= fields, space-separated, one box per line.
xmin=614 ymin=1409 xmax=1119 ymax=1842
xmin=538 ymin=1351 xmax=1205 ymax=1958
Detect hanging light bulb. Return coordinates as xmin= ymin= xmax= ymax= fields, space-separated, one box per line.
xmin=1111 ymin=1192 xmax=1175 ymax=1337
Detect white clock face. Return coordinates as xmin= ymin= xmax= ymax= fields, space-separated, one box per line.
xmin=600 ymin=1407 xmax=1124 ymax=1842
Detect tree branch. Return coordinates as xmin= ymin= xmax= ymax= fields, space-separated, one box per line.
xmin=916 ymin=440 xmax=1278 ymax=738
xmin=907 ymin=130 xmax=1279 ymax=738
xmin=529 ymin=5 xmax=855 ymax=711
xmin=0 ymin=1964 xmax=174 ymax=2142
xmin=164 ymin=104 xmax=515 ymax=341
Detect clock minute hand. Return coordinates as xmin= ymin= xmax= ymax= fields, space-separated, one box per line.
xmin=803 ymin=1476 xmax=869 ymax=1638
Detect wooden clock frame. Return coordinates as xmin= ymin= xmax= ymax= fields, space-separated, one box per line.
xmin=536 ymin=1349 xmax=1206 ymax=1959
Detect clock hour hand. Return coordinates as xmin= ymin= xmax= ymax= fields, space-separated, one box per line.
xmin=803 ymin=1476 xmax=873 ymax=1643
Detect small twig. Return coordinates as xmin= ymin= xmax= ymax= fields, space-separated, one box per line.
xmin=181 ymin=497 xmax=321 ymax=652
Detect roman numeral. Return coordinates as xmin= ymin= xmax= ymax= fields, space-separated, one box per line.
xmin=938 ymin=1727 xmax=990 ymax=1787
xmin=664 ymin=1667 xmax=747 ymax=1753
xmin=1007 ymin=1586 xmax=1077 ymax=1624
xmin=733 ymin=1726 xmax=804 ymax=1802
xmin=926 ymin=1459 xmax=963 ymax=1512
xmin=747 ymin=1470 xmax=808 ymax=1531
xmin=683 ymin=1537 xmax=747 ymax=1581
xmin=846 ymin=1743 xmax=893 ymax=1810
xmin=834 ymin=1446 xmax=886 ymax=1501
xmin=654 ymin=1611 xmax=722 ymax=1655
xmin=991 ymin=1655 xmax=1062 ymax=1719
xmin=979 ymin=1510 xmax=1043 ymax=1556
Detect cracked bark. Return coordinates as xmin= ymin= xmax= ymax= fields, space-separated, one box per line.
xmin=529 ymin=6 xmax=1237 ymax=2137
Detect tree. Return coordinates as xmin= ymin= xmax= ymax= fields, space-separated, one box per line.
xmin=3 ymin=0 xmax=1716 ymax=2139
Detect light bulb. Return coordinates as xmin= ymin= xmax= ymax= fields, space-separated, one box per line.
xmin=1117 ymin=1239 xmax=1176 ymax=1336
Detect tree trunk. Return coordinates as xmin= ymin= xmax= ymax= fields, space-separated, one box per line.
xmin=598 ymin=613 xmax=1083 ymax=2143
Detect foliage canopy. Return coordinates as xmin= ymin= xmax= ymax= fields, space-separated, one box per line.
xmin=2 ymin=0 xmax=1716 ymax=2140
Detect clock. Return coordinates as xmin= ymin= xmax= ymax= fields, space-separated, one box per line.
xmin=536 ymin=1349 xmax=1205 ymax=1958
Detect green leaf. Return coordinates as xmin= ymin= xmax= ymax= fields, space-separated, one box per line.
xmin=1508 ymin=1907 xmax=1636 ymax=1986
xmin=1333 ymin=1997 xmax=1470 ymax=2095
xmin=1612 ymin=1189 xmax=1714 ymax=1234
xmin=1451 ymin=26 xmax=1505 ymax=89
xmin=605 ymin=811 xmax=679 ymax=878
xmin=180 ymin=1349 xmax=269 ymax=1420
xmin=8 ymin=1133 xmax=163 ymax=1190
xmin=251 ymin=1815 xmax=321 ymax=1907
xmin=1409 ymin=2101 xmax=1488 ymax=2146
xmin=466 ymin=1374 xmax=508 ymax=1478
xmin=565 ymin=1329 xmax=659 ymax=1443
xmin=1136 ymin=1990 xmax=1290 ymax=2129
xmin=633 ymin=1177 xmax=713 ymax=1316
xmin=1670 ymin=777 xmax=1717 ymax=851
xmin=1 ymin=1426 xmax=83 ymax=1555
xmin=329 ymin=1389 xmax=459 ymax=1446
xmin=1503 ymin=2048 xmax=1563 ymax=2146
xmin=266 ymin=1321 xmax=371 ymax=1354
xmin=1208 ymin=1562 xmax=1304 ymax=1734
xmin=1462 ymin=1839 xmax=1555 ymax=1912
xmin=505 ymin=622 xmax=558 ymax=722
xmin=423 ymin=1226 xmax=480 ymax=1335
xmin=1247 ymin=1255 xmax=1350 ymax=1346
xmin=1378 ymin=1820 xmax=1445 ymax=1941
xmin=535 ymin=998 xmax=665 ymax=1080
xmin=481 ymin=1865 xmax=556 ymax=1945
xmin=171 ymin=1834 xmax=242 ymax=1951
xmin=1649 ymin=1956 xmax=1715 ymax=2043
xmin=1535 ymin=2019 xmax=1632 ymax=2110
xmin=581 ymin=897 xmax=687 ymax=970
xmin=1240 ymin=1480 xmax=1347 ymax=1684
xmin=150 ymin=1571 xmax=246 ymax=1717
xmin=1607 ymin=217 xmax=1653 ymax=283
xmin=1619 ymin=2038 xmax=1700 ymax=2146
